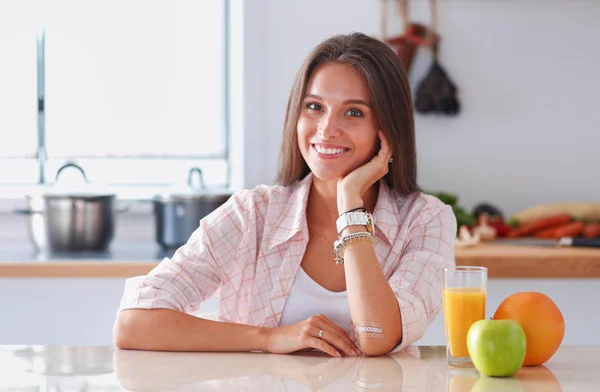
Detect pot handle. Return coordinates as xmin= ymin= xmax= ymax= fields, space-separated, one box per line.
xmin=56 ymin=161 xmax=89 ymax=183
xmin=13 ymin=208 xmax=43 ymax=215
xmin=187 ymin=167 xmax=206 ymax=191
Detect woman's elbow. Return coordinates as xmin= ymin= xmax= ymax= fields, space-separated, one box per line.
xmin=113 ymin=310 xmax=139 ymax=349
xmin=359 ymin=339 xmax=399 ymax=357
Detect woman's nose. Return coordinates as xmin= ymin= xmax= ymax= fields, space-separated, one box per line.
xmin=317 ymin=114 xmax=342 ymax=139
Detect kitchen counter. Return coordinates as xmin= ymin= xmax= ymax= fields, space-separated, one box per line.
xmin=1 ymin=240 xmax=599 ymax=278
xmin=455 ymin=242 xmax=600 ymax=278
xmin=0 ymin=241 xmax=169 ymax=278
xmin=0 ymin=344 xmax=597 ymax=391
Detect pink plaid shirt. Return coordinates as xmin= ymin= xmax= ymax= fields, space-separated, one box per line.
xmin=118 ymin=173 xmax=456 ymax=353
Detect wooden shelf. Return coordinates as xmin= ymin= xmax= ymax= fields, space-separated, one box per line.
xmin=1 ymin=243 xmax=599 ymax=278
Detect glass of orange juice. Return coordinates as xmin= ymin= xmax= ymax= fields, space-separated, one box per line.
xmin=443 ymin=266 xmax=487 ymax=367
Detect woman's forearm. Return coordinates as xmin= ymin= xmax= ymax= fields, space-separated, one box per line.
xmin=114 ymin=308 xmax=268 ymax=352
xmin=342 ymin=226 xmax=403 ymax=356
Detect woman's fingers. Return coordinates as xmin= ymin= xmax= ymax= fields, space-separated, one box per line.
xmin=312 ymin=327 xmax=358 ymax=357
xmin=318 ymin=316 xmax=358 ymax=351
xmin=378 ymin=130 xmax=392 ymax=164
xmin=306 ymin=337 xmax=341 ymax=357
xmin=315 ymin=314 xmax=347 ymax=337
xmin=313 ymin=315 xmax=360 ymax=356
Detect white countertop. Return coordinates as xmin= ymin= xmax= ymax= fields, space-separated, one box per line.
xmin=0 ymin=345 xmax=598 ymax=391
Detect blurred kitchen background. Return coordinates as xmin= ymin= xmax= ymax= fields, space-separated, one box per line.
xmin=1 ymin=0 xmax=598 ymax=239
xmin=0 ymin=0 xmax=598 ymax=347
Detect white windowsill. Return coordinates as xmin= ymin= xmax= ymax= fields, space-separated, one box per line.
xmin=0 ymin=183 xmax=238 ymax=214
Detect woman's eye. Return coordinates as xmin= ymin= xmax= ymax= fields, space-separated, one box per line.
xmin=306 ymin=102 xmax=322 ymax=111
xmin=347 ymin=108 xmax=364 ymax=117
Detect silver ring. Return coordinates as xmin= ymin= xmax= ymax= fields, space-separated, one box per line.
xmin=318 ymin=329 xmax=324 ymax=339
xmin=386 ymin=155 xmax=393 ymax=164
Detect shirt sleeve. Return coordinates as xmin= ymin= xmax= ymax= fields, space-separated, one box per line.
xmin=388 ymin=204 xmax=457 ymax=353
xmin=117 ymin=190 xmax=254 ymax=315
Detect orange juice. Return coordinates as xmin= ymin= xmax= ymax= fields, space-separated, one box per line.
xmin=443 ymin=287 xmax=486 ymax=357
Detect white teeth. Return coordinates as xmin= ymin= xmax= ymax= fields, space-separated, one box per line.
xmin=314 ymin=145 xmax=345 ymax=155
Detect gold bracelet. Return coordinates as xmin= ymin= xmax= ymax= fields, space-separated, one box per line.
xmin=333 ymin=231 xmax=375 ymax=265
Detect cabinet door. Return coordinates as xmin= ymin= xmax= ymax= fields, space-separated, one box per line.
xmin=0 ymin=278 xmax=219 ymax=345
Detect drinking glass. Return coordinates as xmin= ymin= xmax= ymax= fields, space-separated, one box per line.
xmin=443 ymin=266 xmax=487 ymax=367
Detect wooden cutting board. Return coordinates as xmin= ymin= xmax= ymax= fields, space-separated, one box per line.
xmin=455 ymin=242 xmax=600 ymax=278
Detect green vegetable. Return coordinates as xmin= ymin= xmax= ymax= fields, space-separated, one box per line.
xmin=453 ymin=206 xmax=476 ymax=228
xmin=507 ymin=218 xmax=520 ymax=229
xmin=426 ymin=191 xmax=475 ymax=232
xmin=428 ymin=192 xmax=458 ymax=207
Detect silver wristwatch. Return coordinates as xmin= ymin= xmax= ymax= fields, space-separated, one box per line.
xmin=336 ymin=211 xmax=375 ymax=236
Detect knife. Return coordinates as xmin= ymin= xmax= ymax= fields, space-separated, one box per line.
xmin=557 ymin=237 xmax=600 ymax=248
xmin=494 ymin=237 xmax=600 ymax=248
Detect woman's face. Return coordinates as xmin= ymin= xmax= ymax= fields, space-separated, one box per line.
xmin=297 ymin=62 xmax=380 ymax=182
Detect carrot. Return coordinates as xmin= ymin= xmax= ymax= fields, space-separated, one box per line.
xmin=584 ymin=223 xmax=600 ymax=238
xmin=507 ymin=214 xmax=572 ymax=238
xmin=546 ymin=221 xmax=586 ymax=239
xmin=535 ymin=225 xmax=567 ymax=239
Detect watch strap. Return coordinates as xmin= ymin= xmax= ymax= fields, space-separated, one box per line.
xmin=336 ymin=211 xmax=374 ymax=236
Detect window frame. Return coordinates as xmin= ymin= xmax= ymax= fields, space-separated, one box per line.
xmin=0 ymin=0 xmax=232 ymax=191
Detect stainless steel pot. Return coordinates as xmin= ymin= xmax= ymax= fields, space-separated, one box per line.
xmin=17 ymin=162 xmax=123 ymax=252
xmin=153 ymin=168 xmax=232 ymax=249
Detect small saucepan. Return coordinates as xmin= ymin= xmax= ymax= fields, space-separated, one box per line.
xmin=153 ymin=168 xmax=232 ymax=249
xmin=15 ymin=162 xmax=127 ymax=252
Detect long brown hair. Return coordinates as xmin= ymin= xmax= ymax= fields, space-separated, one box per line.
xmin=277 ymin=32 xmax=420 ymax=196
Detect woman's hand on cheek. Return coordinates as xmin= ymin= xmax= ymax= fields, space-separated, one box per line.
xmin=336 ymin=130 xmax=391 ymax=214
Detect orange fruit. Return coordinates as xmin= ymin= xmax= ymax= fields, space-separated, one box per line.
xmin=493 ymin=292 xmax=564 ymax=366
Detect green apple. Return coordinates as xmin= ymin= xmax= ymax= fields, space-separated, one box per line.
xmin=467 ymin=319 xmax=526 ymax=377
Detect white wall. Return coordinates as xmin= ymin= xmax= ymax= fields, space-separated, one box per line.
xmin=243 ymin=0 xmax=600 ymax=217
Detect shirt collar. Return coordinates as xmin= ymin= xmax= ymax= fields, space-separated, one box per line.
xmin=268 ymin=173 xmax=313 ymax=250
xmin=268 ymin=173 xmax=401 ymax=249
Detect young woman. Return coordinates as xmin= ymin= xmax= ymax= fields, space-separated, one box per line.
xmin=114 ymin=32 xmax=456 ymax=357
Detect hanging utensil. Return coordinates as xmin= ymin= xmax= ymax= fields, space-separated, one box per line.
xmin=380 ymin=0 xmax=439 ymax=74
xmin=414 ymin=0 xmax=461 ymax=115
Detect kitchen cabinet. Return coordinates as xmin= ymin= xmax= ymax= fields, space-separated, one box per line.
xmin=2 ymin=243 xmax=599 ymax=346
xmin=2 ymin=276 xmax=598 ymax=347
xmin=0 ymin=278 xmax=219 ymax=346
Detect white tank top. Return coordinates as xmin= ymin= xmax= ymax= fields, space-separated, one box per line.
xmin=279 ymin=267 xmax=352 ymax=332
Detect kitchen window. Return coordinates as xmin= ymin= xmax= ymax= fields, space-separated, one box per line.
xmin=0 ymin=0 xmax=229 ymax=190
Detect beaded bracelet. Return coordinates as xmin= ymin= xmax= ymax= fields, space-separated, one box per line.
xmin=333 ymin=231 xmax=375 ymax=265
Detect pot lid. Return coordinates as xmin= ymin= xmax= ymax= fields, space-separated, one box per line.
xmin=27 ymin=162 xmax=115 ymax=198
xmin=154 ymin=167 xmax=232 ymax=201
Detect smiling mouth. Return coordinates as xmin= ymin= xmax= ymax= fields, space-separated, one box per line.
xmin=311 ymin=144 xmax=350 ymax=158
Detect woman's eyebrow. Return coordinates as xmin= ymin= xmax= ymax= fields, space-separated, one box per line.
xmin=304 ymin=94 xmax=370 ymax=107
xmin=343 ymin=99 xmax=370 ymax=107
xmin=304 ymin=93 xmax=323 ymax=101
